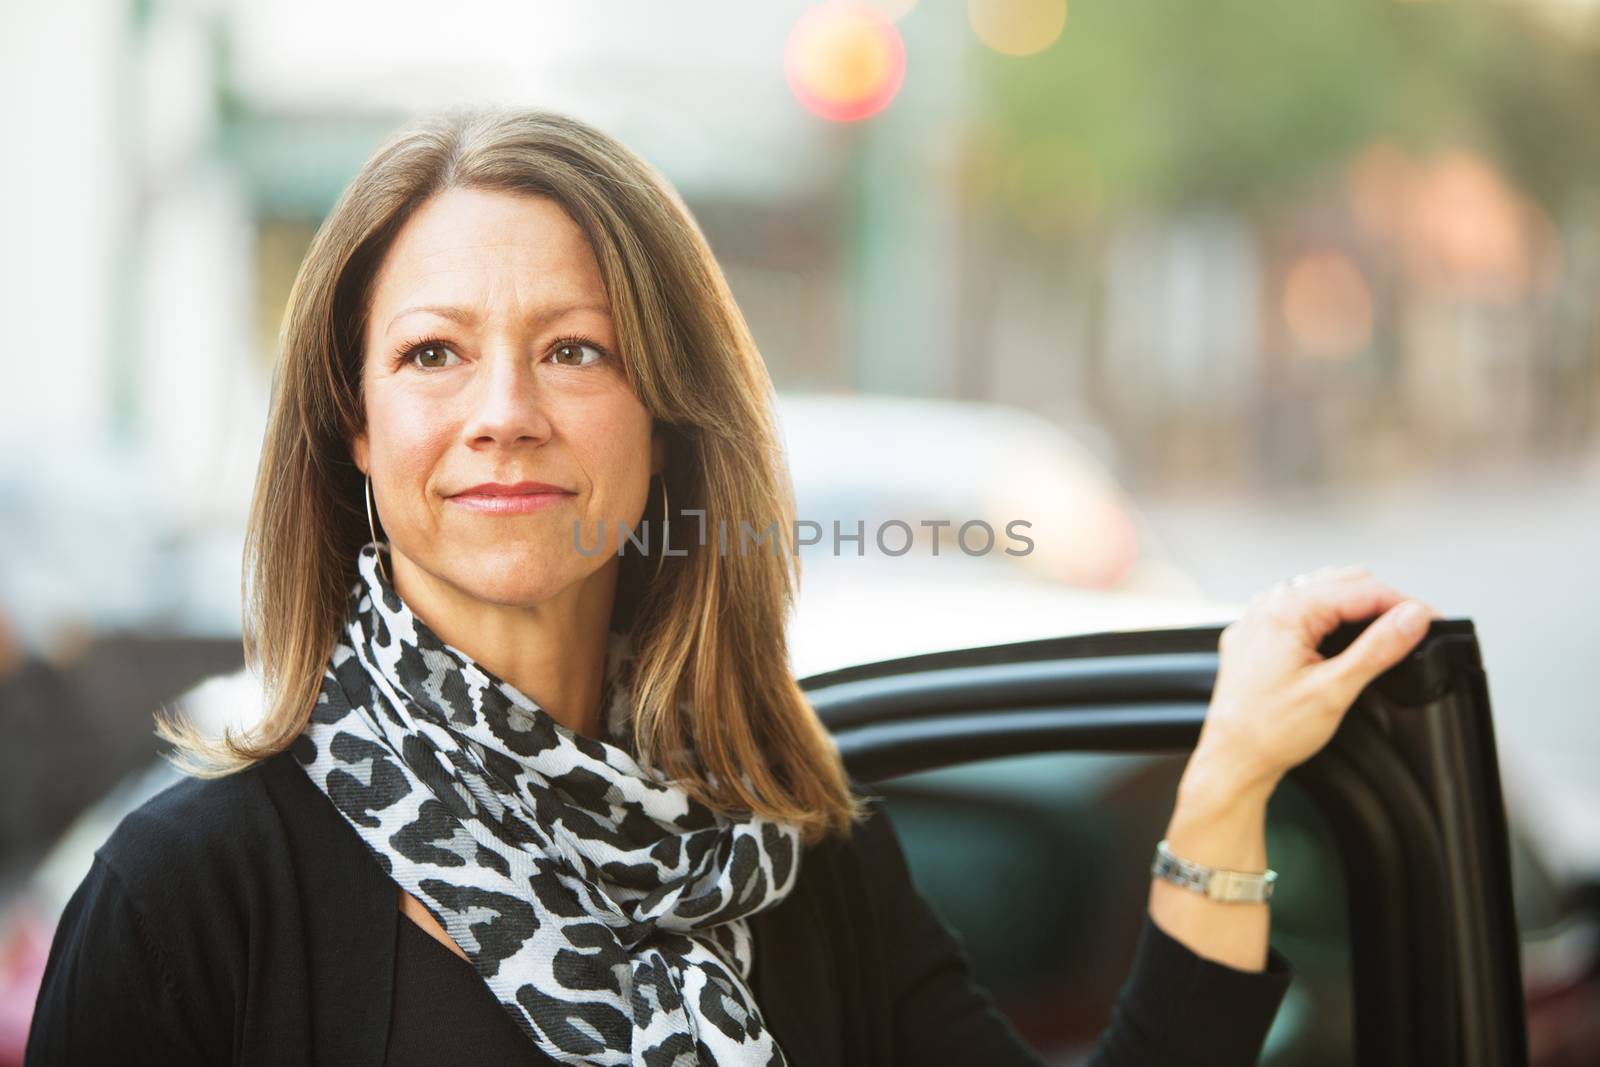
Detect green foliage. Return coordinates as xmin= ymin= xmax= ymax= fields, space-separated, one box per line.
xmin=971 ymin=0 xmax=1600 ymax=216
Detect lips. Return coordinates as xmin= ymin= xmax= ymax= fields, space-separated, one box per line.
xmin=447 ymin=481 xmax=573 ymax=515
xmin=451 ymin=481 xmax=569 ymax=497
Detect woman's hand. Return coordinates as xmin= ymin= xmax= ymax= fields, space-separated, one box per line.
xmin=1192 ymin=562 xmax=1446 ymax=796
xmin=1147 ymin=563 xmax=1446 ymax=973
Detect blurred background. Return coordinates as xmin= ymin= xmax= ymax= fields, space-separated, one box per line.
xmin=3 ymin=0 xmax=1599 ymax=1062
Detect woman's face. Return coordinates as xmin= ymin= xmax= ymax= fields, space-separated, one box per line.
xmin=352 ymin=186 xmax=662 ymax=610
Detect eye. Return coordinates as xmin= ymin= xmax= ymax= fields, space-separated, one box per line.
xmin=547 ymin=335 xmax=608 ymax=368
xmin=397 ymin=339 xmax=461 ymax=370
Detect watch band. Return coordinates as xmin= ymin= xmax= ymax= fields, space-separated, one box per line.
xmin=1150 ymin=839 xmax=1277 ymax=903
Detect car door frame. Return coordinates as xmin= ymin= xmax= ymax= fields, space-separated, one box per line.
xmin=800 ymin=618 xmax=1527 ymax=1067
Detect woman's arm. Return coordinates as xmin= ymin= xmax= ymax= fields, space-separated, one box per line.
xmin=1150 ymin=564 xmax=1443 ymax=972
xmin=1078 ymin=567 xmax=1444 ymax=1063
xmin=25 ymin=854 xmax=218 ymax=1066
xmin=884 ymin=565 xmax=1440 ymax=1066
xmin=1149 ymin=763 xmax=1274 ymax=970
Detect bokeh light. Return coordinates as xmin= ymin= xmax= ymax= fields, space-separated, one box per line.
xmin=968 ymin=0 xmax=1067 ymax=57
xmin=1283 ymin=250 xmax=1374 ymax=359
xmin=785 ymin=3 xmax=906 ymax=122
xmin=1347 ymin=143 xmax=1550 ymax=301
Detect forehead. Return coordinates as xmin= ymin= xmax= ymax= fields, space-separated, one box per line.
xmin=367 ymin=187 xmax=608 ymax=321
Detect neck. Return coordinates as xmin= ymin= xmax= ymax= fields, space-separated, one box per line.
xmin=387 ymin=551 xmax=620 ymax=740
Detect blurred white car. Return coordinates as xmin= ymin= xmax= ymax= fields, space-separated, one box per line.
xmin=774 ymin=391 xmax=1240 ymax=678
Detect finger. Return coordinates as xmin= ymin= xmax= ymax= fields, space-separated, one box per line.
xmin=1271 ymin=569 xmax=1447 ymax=623
xmin=1312 ymin=569 xmax=1446 ymax=618
xmin=1303 ymin=599 xmax=1431 ymax=710
xmin=1293 ymin=574 xmax=1430 ymax=629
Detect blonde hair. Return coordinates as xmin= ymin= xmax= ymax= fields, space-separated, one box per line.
xmin=158 ymin=106 xmax=867 ymax=845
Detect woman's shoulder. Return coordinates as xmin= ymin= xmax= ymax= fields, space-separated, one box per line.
xmin=798 ymin=778 xmax=907 ymax=891
xmin=29 ymin=753 xmax=343 ymax=1064
xmin=91 ymin=750 xmax=304 ymax=902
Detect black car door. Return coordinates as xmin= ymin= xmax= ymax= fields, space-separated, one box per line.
xmin=800 ymin=617 xmax=1525 ymax=1067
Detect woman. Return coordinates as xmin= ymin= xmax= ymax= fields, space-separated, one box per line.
xmin=26 ymin=107 xmax=1442 ymax=1066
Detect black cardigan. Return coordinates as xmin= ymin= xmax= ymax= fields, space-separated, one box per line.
xmin=26 ymin=749 xmax=1292 ymax=1066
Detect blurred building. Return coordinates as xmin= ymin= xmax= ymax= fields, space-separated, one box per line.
xmin=3 ymin=0 xmax=1598 ymax=670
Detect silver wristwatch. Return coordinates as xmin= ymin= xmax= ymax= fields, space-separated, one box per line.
xmin=1150 ymin=839 xmax=1278 ymax=903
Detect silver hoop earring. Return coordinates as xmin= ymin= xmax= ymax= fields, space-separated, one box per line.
xmin=365 ymin=474 xmax=390 ymax=586
xmin=654 ymin=474 xmax=669 ymax=583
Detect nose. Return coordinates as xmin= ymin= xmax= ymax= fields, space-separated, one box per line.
xmin=460 ymin=345 xmax=553 ymax=448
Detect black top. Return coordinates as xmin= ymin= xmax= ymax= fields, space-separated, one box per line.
xmin=26 ymin=749 xmax=1292 ymax=1066
xmin=387 ymin=915 xmax=547 ymax=1066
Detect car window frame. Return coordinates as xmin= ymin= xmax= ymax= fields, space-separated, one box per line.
xmin=800 ymin=618 xmax=1527 ymax=1067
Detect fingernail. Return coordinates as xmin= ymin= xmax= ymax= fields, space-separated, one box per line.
xmin=1396 ymin=602 xmax=1428 ymax=631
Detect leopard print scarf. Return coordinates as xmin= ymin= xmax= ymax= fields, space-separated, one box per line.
xmin=294 ymin=544 xmax=802 ymax=1065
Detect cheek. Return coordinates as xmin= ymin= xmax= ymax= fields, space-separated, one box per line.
xmin=365 ymin=394 xmax=454 ymax=504
xmin=578 ymin=402 xmax=655 ymax=514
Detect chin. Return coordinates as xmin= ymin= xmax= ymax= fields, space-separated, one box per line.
xmin=449 ymin=555 xmax=581 ymax=607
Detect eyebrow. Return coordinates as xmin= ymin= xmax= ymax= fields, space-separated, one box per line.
xmin=385 ymin=301 xmax=612 ymax=336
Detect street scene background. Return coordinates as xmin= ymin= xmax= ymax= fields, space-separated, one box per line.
xmin=3 ymin=0 xmax=1599 ymax=1061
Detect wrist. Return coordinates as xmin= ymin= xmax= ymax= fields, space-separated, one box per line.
xmin=1164 ymin=753 xmax=1277 ymax=873
xmin=1181 ymin=735 xmax=1282 ymax=811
